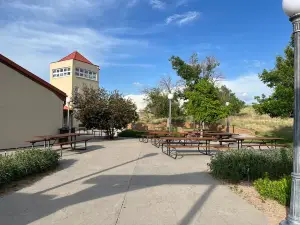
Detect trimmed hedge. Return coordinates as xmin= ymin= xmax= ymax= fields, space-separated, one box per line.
xmin=208 ymin=148 xmax=292 ymax=182
xmin=0 ymin=149 xmax=60 ymax=187
xmin=118 ymin=129 xmax=147 ymax=138
xmin=254 ymin=175 xmax=291 ymax=206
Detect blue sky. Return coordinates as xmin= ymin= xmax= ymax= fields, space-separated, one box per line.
xmin=0 ymin=0 xmax=292 ymax=109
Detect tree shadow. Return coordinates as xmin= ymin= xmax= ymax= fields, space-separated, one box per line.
xmin=0 ymin=154 xmax=219 ymax=225
xmin=0 ymin=158 xmax=77 ymax=197
xmin=260 ymin=125 xmax=293 ymax=144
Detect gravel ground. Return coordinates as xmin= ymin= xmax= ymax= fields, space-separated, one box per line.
xmin=228 ymin=182 xmax=287 ymax=225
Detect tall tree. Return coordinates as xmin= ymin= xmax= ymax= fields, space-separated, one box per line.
xmin=143 ymin=87 xmax=183 ymax=118
xmin=218 ymin=85 xmax=245 ymax=115
xmin=169 ymin=53 xmax=223 ymax=88
xmin=73 ymin=86 xmax=138 ymax=138
xmin=185 ymin=79 xmax=228 ymax=124
xmin=143 ymin=75 xmax=184 ymax=118
xmin=253 ymin=39 xmax=294 ymax=117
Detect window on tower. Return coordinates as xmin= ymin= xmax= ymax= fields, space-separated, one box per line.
xmin=75 ymin=67 xmax=97 ymax=81
xmin=52 ymin=67 xmax=71 ymax=78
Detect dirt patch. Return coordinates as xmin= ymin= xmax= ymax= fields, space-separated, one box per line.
xmin=228 ymin=182 xmax=288 ymax=225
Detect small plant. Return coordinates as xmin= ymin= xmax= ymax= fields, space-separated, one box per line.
xmin=0 ymin=149 xmax=60 ymax=187
xmin=118 ymin=129 xmax=147 ymax=138
xmin=208 ymin=148 xmax=292 ymax=182
xmin=254 ymin=175 xmax=291 ymax=206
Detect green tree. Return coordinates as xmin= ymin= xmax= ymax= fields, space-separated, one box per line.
xmin=169 ymin=53 xmax=244 ymax=125
xmin=169 ymin=53 xmax=223 ymax=89
xmin=143 ymin=87 xmax=183 ymax=118
xmin=185 ymin=79 xmax=228 ymax=124
xmin=253 ymin=39 xmax=294 ymax=117
xmin=73 ymin=86 xmax=138 ymax=138
xmin=218 ymin=85 xmax=245 ymax=115
xmin=143 ymin=75 xmax=184 ymax=118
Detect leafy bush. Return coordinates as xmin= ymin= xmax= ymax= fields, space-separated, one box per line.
xmin=0 ymin=149 xmax=60 ymax=187
xmin=254 ymin=175 xmax=291 ymax=206
xmin=118 ymin=129 xmax=147 ymax=138
xmin=151 ymin=118 xmax=167 ymax=124
xmin=172 ymin=116 xmax=186 ymax=123
xmin=208 ymin=148 xmax=292 ymax=182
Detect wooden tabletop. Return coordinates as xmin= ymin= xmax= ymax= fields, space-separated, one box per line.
xmin=159 ymin=137 xmax=216 ymax=141
xmin=205 ymin=133 xmax=234 ymax=136
xmin=234 ymin=137 xmax=284 ymax=141
xmin=35 ymin=133 xmax=80 ymax=140
xmin=149 ymin=132 xmax=187 ymax=135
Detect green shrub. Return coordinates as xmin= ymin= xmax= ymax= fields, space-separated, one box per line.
xmin=0 ymin=149 xmax=60 ymax=187
xmin=254 ymin=175 xmax=291 ymax=206
xmin=172 ymin=116 xmax=186 ymax=123
xmin=208 ymin=148 xmax=292 ymax=182
xmin=151 ymin=118 xmax=167 ymax=124
xmin=118 ymin=129 xmax=147 ymax=138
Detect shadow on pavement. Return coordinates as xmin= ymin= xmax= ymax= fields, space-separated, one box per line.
xmin=0 ymin=152 xmax=218 ymax=225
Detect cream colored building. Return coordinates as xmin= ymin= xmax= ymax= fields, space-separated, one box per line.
xmin=0 ymin=54 xmax=66 ymax=149
xmin=50 ymin=51 xmax=100 ymax=127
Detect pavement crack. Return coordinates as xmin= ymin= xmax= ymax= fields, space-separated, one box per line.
xmin=114 ymin=150 xmax=142 ymax=225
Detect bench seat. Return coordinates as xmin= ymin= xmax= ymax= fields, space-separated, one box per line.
xmin=54 ymin=138 xmax=92 ymax=156
xmin=243 ymin=144 xmax=288 ymax=149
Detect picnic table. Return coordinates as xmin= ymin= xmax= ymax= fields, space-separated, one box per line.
xmin=150 ymin=132 xmax=188 ymax=146
xmin=158 ymin=136 xmax=233 ymax=159
xmin=32 ymin=133 xmax=81 ymax=148
xmin=234 ymin=137 xmax=286 ymax=150
xmin=204 ymin=132 xmax=235 ymax=140
xmin=137 ymin=131 xmax=187 ymax=144
xmin=26 ymin=133 xmax=92 ymax=156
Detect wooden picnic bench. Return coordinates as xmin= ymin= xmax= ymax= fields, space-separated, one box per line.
xmin=204 ymin=132 xmax=235 ymax=139
xmin=234 ymin=137 xmax=286 ymax=150
xmin=54 ymin=138 xmax=93 ymax=151
xmin=28 ymin=133 xmax=92 ymax=156
xmin=159 ymin=137 xmax=224 ymax=159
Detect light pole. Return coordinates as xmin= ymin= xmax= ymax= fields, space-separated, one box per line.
xmin=225 ymin=102 xmax=230 ymax=133
xmin=281 ymin=1 xmax=300 ymax=225
xmin=168 ymin=93 xmax=174 ymax=132
xmin=66 ymin=97 xmax=71 ymax=134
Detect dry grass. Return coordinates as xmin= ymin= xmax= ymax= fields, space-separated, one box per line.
xmin=231 ymin=107 xmax=293 ymax=143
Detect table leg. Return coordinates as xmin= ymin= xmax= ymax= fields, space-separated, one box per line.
xmin=205 ymin=140 xmax=208 ymax=155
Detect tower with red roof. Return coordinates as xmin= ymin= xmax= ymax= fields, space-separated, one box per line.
xmin=50 ymin=51 xmax=100 ymax=98
xmin=50 ymin=51 xmax=100 ymax=127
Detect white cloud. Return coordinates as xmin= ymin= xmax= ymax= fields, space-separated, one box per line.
xmin=0 ymin=20 xmax=149 ymax=81
xmin=133 ymin=82 xmax=143 ymax=87
xmin=149 ymin=0 xmax=166 ymax=9
xmin=243 ymin=60 xmax=265 ymax=69
xmin=127 ymin=0 xmax=139 ymax=7
xmin=8 ymin=1 xmax=54 ymax=14
xmin=220 ymin=73 xmax=272 ymax=104
xmin=176 ymin=0 xmax=189 ymax=7
xmin=125 ymin=94 xmax=147 ymax=110
xmin=166 ymin=11 xmax=200 ymax=25
xmin=102 ymin=63 xmax=154 ymax=68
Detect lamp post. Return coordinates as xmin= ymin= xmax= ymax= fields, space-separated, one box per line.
xmin=225 ymin=102 xmax=230 ymax=133
xmin=66 ymin=97 xmax=71 ymax=134
xmin=281 ymin=1 xmax=300 ymax=224
xmin=168 ymin=93 xmax=174 ymax=132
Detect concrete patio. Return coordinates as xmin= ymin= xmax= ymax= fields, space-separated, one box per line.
xmin=0 ymin=139 xmax=267 ymax=225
